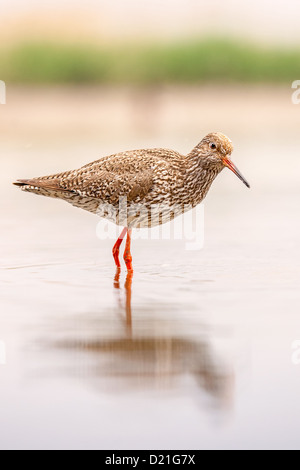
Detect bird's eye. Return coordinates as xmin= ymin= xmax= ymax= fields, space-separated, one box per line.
xmin=210 ymin=143 xmax=216 ymax=149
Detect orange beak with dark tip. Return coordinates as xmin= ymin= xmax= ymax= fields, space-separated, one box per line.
xmin=222 ymin=157 xmax=250 ymax=189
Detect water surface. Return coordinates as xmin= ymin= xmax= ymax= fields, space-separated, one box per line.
xmin=0 ymin=86 xmax=300 ymax=449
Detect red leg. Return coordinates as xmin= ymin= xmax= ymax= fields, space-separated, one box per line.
xmin=123 ymin=229 xmax=133 ymax=271
xmin=112 ymin=227 xmax=127 ymax=268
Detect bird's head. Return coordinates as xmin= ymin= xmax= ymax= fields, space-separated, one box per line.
xmin=193 ymin=132 xmax=250 ymax=188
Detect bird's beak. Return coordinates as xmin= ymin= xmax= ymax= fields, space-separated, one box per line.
xmin=222 ymin=157 xmax=250 ymax=188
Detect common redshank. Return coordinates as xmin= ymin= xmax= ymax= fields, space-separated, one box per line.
xmin=14 ymin=132 xmax=250 ymax=271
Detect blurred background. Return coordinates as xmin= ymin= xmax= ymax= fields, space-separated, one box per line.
xmin=1 ymin=0 xmax=300 ymax=450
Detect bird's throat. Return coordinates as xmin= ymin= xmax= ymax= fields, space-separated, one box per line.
xmin=185 ymin=155 xmax=223 ymax=205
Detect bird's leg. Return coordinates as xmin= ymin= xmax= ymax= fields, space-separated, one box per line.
xmin=112 ymin=227 xmax=127 ymax=268
xmin=123 ymin=229 xmax=133 ymax=271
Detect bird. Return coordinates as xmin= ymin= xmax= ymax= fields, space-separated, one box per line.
xmin=13 ymin=132 xmax=250 ymax=271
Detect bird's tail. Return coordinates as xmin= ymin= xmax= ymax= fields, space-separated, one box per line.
xmin=13 ymin=177 xmax=101 ymax=214
xmin=13 ymin=178 xmax=67 ymax=198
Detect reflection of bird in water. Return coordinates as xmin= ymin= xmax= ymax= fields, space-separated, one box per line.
xmin=44 ymin=270 xmax=234 ymax=408
xmin=114 ymin=268 xmax=133 ymax=337
xmin=14 ymin=133 xmax=249 ymax=270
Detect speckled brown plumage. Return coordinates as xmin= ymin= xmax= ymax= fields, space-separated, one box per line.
xmin=14 ymin=132 xmax=250 ymax=268
xmin=14 ymin=132 xmax=250 ymax=229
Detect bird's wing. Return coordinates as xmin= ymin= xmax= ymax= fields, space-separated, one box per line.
xmin=15 ymin=151 xmax=155 ymax=204
xmin=60 ymin=168 xmax=154 ymax=204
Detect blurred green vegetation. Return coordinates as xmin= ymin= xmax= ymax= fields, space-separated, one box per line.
xmin=1 ymin=38 xmax=299 ymax=84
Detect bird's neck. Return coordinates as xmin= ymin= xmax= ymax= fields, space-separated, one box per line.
xmin=185 ymin=151 xmax=223 ymax=204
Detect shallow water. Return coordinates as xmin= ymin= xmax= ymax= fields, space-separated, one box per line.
xmin=1 ymin=86 xmax=300 ymax=449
